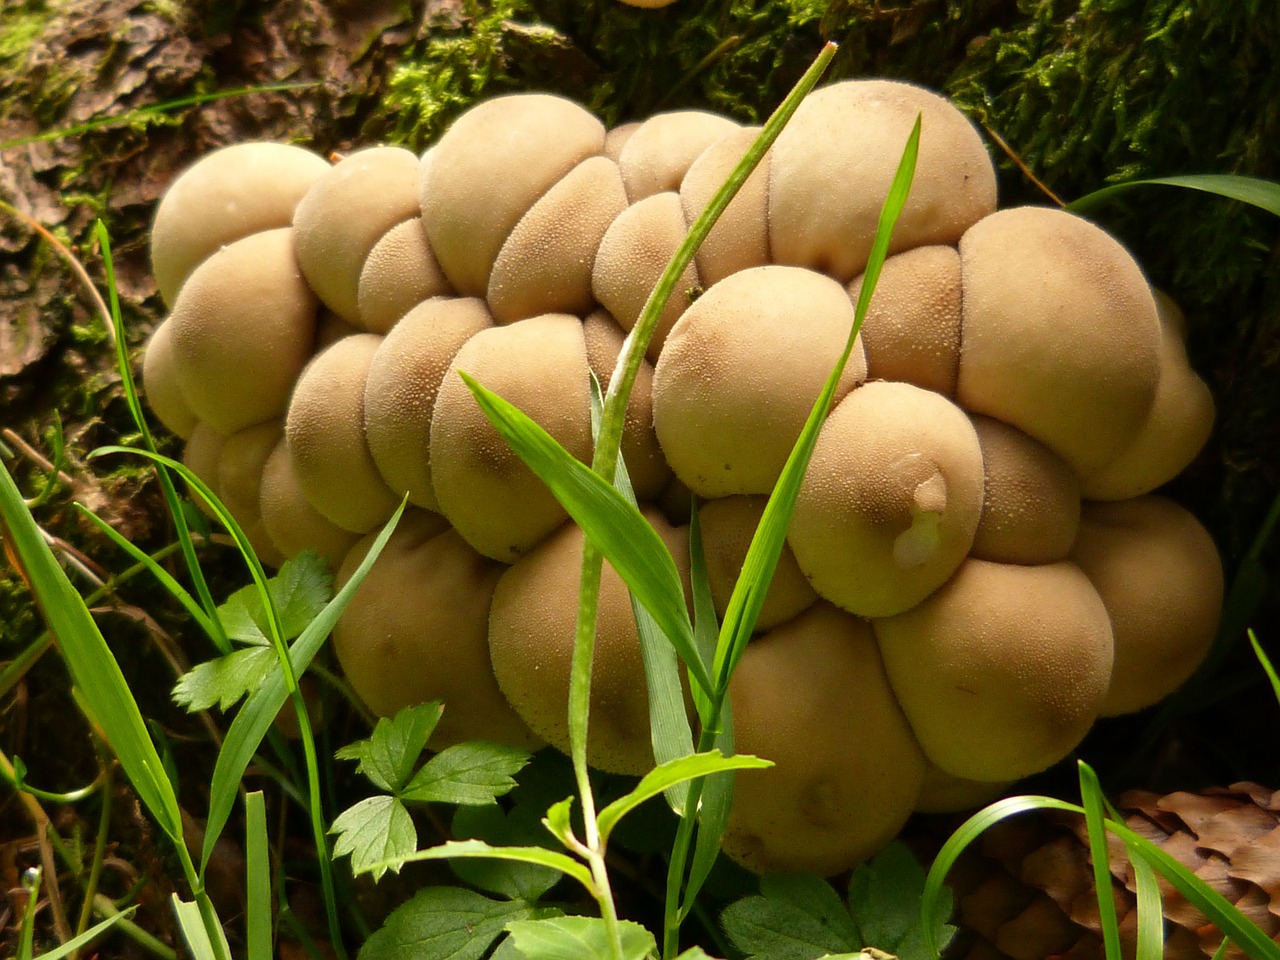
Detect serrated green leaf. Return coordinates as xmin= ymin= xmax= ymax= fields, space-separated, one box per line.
xmin=848 ymin=842 xmax=954 ymax=960
xmin=336 ymin=702 xmax=444 ymax=793
xmin=723 ymin=873 xmax=859 ymax=960
xmin=504 ymin=916 xmax=657 ymax=960
xmin=172 ymin=646 xmax=276 ymax=713
xmin=359 ymin=886 xmax=536 ymax=960
xmin=401 ymin=741 xmax=530 ymax=805
xmin=451 ymin=804 xmax=563 ymax=901
xmin=331 ymin=795 xmax=416 ymax=882
xmin=217 ymin=551 xmax=332 ymax=645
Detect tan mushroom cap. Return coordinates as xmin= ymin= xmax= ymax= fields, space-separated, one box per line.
xmin=768 ymin=79 xmax=997 ymax=282
xmin=182 ymin=422 xmax=224 ymax=519
xmin=168 ymin=228 xmax=318 ymax=437
xmin=616 ymin=110 xmax=739 ymax=202
xmin=679 ymin=125 xmax=771 ymax=287
xmin=874 ymin=558 xmax=1114 ymax=783
xmin=652 ymin=265 xmax=866 ymax=497
xmin=698 ymin=495 xmax=817 ymax=632
xmin=913 ymin=761 xmax=1012 ymax=815
xmin=488 ymin=513 xmax=691 ymax=775
xmin=1070 ymin=496 xmax=1223 ymax=717
xmin=292 ymin=146 xmax=423 ymax=324
xmin=487 ymin=156 xmax=629 ymax=323
xmin=722 ymin=602 xmax=926 ymax=875
xmin=141 ymin=318 xmax=198 ymax=439
xmin=430 ymin=313 xmax=594 ymax=562
xmin=592 ymin=191 xmax=699 ymax=363
xmin=422 ymin=93 xmax=606 ymax=296
xmin=285 ymin=333 xmax=401 ymax=534
xmin=217 ymin=418 xmax=282 ymax=531
xmin=258 ymin=438 xmax=359 ymax=572
xmin=334 ymin=513 xmax=543 ymax=750
xmin=313 ymin=309 xmax=361 ymax=351
xmin=356 ymin=218 xmax=453 ymax=334
xmin=969 ymin=414 xmax=1081 ymax=565
xmin=1081 ymin=291 xmax=1216 ymax=500
xmin=849 ymin=245 xmax=962 ymax=397
xmin=788 ymin=381 xmax=984 ymax=618
xmin=957 ymin=206 xmax=1163 ymax=477
xmin=603 ymin=122 xmax=641 ymax=161
xmin=151 ymin=141 xmax=329 ymax=307
xmin=581 ymin=310 xmax=673 ymax=501
xmin=364 ymin=297 xmax=495 ymax=511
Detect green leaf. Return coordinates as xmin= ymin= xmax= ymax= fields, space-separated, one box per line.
xmin=596 ymin=750 xmax=770 ymax=844
xmin=1250 ymin=629 xmax=1280 ymax=708
xmin=359 ymin=886 xmax=536 ymax=960
xmin=674 ymin=950 xmax=719 ymax=960
xmin=542 ymin=796 xmax=578 ymax=850
xmin=245 ymin=791 xmax=272 ymax=960
xmin=1079 ymin=762 xmax=1122 ymax=960
xmin=722 ymin=873 xmax=860 ymax=960
xmin=217 ymin=551 xmax=332 ymax=644
xmin=336 ymin=702 xmax=445 ymax=794
xmin=357 ymin=838 xmax=596 ymax=892
xmin=402 ymin=741 xmax=531 ymax=805
xmin=504 ymin=916 xmax=657 ymax=960
xmin=172 ymin=646 xmax=276 ymax=713
xmin=847 ymin=842 xmax=954 ymax=960
xmin=331 ymin=795 xmax=417 ymax=882
xmin=172 ymin=895 xmax=232 ymax=960
xmin=1068 ymin=173 xmax=1280 ymax=218
xmin=451 ymin=803 xmax=564 ymax=901
xmin=13 ymin=905 xmax=138 ymax=960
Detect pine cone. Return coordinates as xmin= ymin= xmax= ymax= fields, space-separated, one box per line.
xmin=937 ymin=783 xmax=1280 ymax=960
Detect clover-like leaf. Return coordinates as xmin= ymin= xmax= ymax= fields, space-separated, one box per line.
xmin=335 ymin=702 xmax=444 ymax=793
xmin=330 ymin=795 xmax=416 ymax=882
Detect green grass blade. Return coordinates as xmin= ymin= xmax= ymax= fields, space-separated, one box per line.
xmin=246 ymin=791 xmax=272 ymax=960
xmin=172 ymin=896 xmax=231 ymax=960
xmin=459 ymin=373 xmax=710 ymax=695
xmin=360 ymin=839 xmax=596 ymax=892
xmin=713 ymin=114 xmax=921 ymax=691
xmin=0 ymin=461 xmax=184 ymax=843
xmin=19 ymin=906 xmax=138 ymax=960
xmin=1128 ymin=842 xmax=1165 ymax=960
xmin=1079 ymin=762 xmax=1122 ymax=960
xmin=678 ymin=714 xmax=734 ymax=921
xmin=200 ymin=500 xmax=406 ymax=874
xmin=1068 ymin=173 xmax=1280 ymax=217
xmin=1250 ymin=629 xmax=1280 ymax=707
xmin=686 ymin=500 xmax=718 ymax=728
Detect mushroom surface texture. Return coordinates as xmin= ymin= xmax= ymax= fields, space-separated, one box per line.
xmin=141 ymin=78 xmax=1223 ymax=878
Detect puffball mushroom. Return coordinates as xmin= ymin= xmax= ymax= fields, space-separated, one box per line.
xmin=788 ymin=380 xmax=984 ymax=618
xmin=768 ymin=79 xmax=997 ymax=281
xmin=874 ymin=559 xmax=1114 ymax=782
xmin=722 ymin=603 xmax=926 ymax=876
xmin=356 ymin=217 xmax=453 ymax=334
xmin=957 ymin=206 xmax=1163 ymax=477
xmin=334 ymin=512 xmax=543 ymax=750
xmin=167 ymin=227 xmax=318 ymax=437
xmin=258 ymin=439 xmax=358 ymax=571
xmin=430 ymin=313 xmax=593 ymax=562
xmin=678 ymin=126 xmax=771 ymax=286
xmin=652 ymin=264 xmax=866 ymax=497
xmin=151 ymin=141 xmax=329 ymax=307
xmin=1070 ymin=496 xmax=1223 ymax=716
xmin=292 ymin=145 xmax=423 ymax=325
xmin=141 ymin=318 xmax=198 ymax=439
xmin=616 ymin=110 xmax=739 ymax=202
xmin=488 ymin=513 xmax=690 ymax=775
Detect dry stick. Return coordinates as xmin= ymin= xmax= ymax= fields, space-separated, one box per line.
xmin=983 ymin=123 xmax=1067 ymax=207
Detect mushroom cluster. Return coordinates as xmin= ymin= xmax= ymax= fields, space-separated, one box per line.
xmin=142 ymin=79 xmax=1223 ymax=877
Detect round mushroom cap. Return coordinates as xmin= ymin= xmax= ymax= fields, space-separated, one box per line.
xmin=334 ymin=513 xmax=543 ymax=750
xmin=1070 ymin=496 xmax=1223 ymax=716
xmin=1081 ymin=290 xmax=1216 ymax=500
xmin=722 ymin=602 xmax=926 ymax=875
xmin=768 ymin=79 xmax=997 ymax=282
xmin=356 ymin=217 xmax=453 ymax=334
xmin=151 ymin=141 xmax=329 ymax=306
xmin=873 ymin=558 xmax=1114 ymax=783
xmin=487 ymin=156 xmax=629 ymax=323
xmin=141 ymin=318 xmax=198 ymax=439
xmin=182 ymin=422 xmax=224 ymax=519
xmin=581 ymin=310 xmax=673 ymax=501
xmin=969 ymin=414 xmax=1081 ymax=565
xmin=914 ymin=762 xmax=1013 ymax=814
xmin=616 ymin=109 xmax=739 ymax=202
xmin=957 ymin=206 xmax=1163 ymax=476
xmin=592 ymin=191 xmax=699 ymax=363
xmin=167 ymin=227 xmax=318 ymax=436
xmin=422 ymin=93 xmax=606 ymax=296
xmin=285 ymin=333 xmax=401 ymax=534
xmin=217 ymin=419 xmax=282 ymax=530
xmin=603 ymin=122 xmax=641 ymax=161
xmin=292 ymin=145 xmax=423 ymax=324
xmin=652 ymin=264 xmax=866 ymax=497
xmin=788 ymin=381 xmax=984 ymax=618
xmin=698 ymin=495 xmax=817 ymax=632
xmin=258 ymin=438 xmax=360 ymax=572
xmin=849 ymin=245 xmax=962 ymax=397
xmin=430 ymin=313 xmax=594 ymax=562
xmin=364 ymin=297 xmax=495 ymax=512
xmin=678 ymin=125 xmax=772 ymax=287
xmin=488 ymin=513 xmax=691 ymax=775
